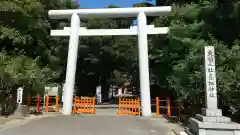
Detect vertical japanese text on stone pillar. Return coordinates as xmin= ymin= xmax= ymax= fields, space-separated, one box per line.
xmin=204 ymin=46 xmax=217 ymax=109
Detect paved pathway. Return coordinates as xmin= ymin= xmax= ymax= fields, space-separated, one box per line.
xmin=0 ymin=112 xmax=183 ymax=135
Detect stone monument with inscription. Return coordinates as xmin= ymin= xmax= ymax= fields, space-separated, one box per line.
xmin=185 ymin=46 xmax=240 ymax=135
xmin=13 ymin=87 xmax=29 ymax=118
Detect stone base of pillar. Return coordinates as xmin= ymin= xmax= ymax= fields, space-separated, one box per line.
xmin=201 ymin=108 xmax=223 ymax=117
xmin=183 ymin=110 xmax=240 ymax=135
xmin=12 ymin=105 xmax=29 ymax=118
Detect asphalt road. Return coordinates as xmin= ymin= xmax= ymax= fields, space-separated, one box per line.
xmin=0 ymin=114 xmax=182 ymax=135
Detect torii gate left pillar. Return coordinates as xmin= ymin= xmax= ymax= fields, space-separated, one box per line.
xmin=62 ymin=13 xmax=80 ymax=115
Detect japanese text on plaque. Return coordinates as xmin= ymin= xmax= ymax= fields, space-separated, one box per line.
xmin=206 ymin=49 xmax=216 ymax=97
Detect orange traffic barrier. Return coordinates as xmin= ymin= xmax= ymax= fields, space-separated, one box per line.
xmin=45 ymin=96 xmax=59 ymax=112
xmin=167 ymin=96 xmax=171 ymax=117
xmin=56 ymin=96 xmax=59 ymax=112
xmin=155 ymin=96 xmax=182 ymax=118
xmin=155 ymin=96 xmax=171 ymax=116
xmin=156 ymin=97 xmax=160 ymax=116
xmin=117 ymin=97 xmax=140 ymax=116
xmin=73 ymin=96 xmax=96 ymax=114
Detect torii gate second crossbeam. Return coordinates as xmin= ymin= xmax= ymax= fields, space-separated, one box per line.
xmin=48 ymin=6 xmax=171 ymax=117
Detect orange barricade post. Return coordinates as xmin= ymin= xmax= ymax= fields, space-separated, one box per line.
xmin=156 ymin=96 xmax=181 ymax=118
xmin=92 ymin=97 xmax=95 ymax=113
xmin=167 ymin=96 xmax=171 ymax=117
xmin=45 ymin=96 xmax=59 ymax=112
xmin=45 ymin=96 xmax=49 ymax=112
xmin=73 ymin=96 xmax=77 ymax=113
xmin=156 ymin=97 xmax=159 ymax=116
xmin=73 ymin=96 xmax=95 ymax=114
xmin=117 ymin=97 xmax=140 ymax=116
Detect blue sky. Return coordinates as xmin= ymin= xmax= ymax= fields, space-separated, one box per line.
xmin=78 ymin=0 xmax=153 ymax=8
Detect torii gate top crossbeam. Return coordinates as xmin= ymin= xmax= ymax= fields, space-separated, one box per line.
xmin=48 ymin=6 xmax=171 ymax=19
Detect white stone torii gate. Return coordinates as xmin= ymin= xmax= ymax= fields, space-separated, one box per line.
xmin=48 ymin=6 xmax=171 ymax=117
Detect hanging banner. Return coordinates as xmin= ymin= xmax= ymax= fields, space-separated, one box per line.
xmin=17 ymin=87 xmax=24 ymax=104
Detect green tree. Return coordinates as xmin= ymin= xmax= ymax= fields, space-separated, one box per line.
xmin=149 ymin=1 xmax=240 ymax=119
xmin=0 ymin=0 xmax=78 ymax=100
